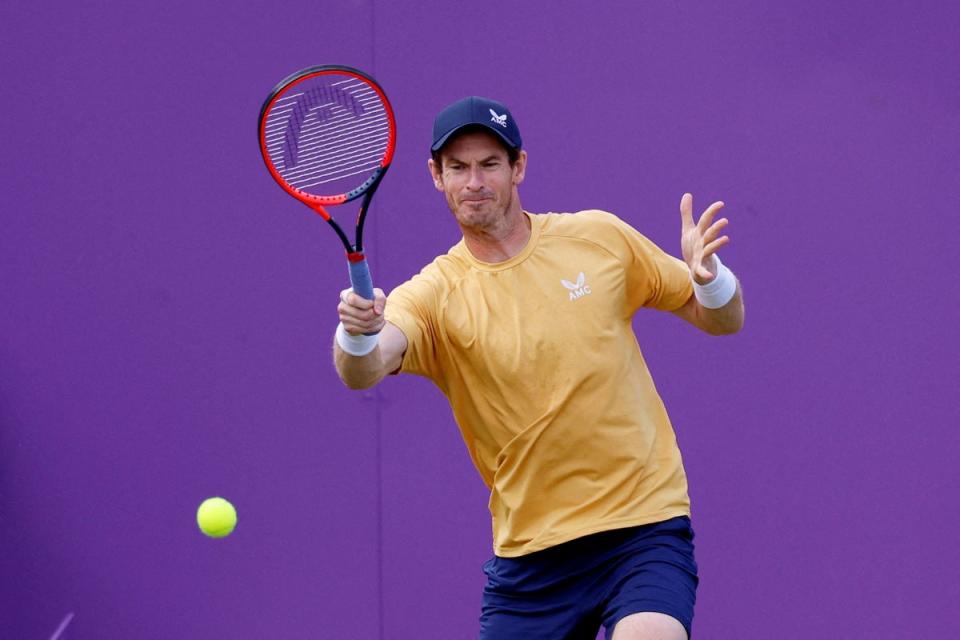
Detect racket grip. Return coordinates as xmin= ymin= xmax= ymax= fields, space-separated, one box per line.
xmin=347 ymin=255 xmax=375 ymax=301
xmin=347 ymin=257 xmax=379 ymax=337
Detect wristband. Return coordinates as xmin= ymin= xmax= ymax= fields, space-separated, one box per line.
xmin=693 ymin=255 xmax=737 ymax=309
xmin=336 ymin=322 xmax=379 ymax=356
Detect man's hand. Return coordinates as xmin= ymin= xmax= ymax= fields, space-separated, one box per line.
xmin=338 ymin=288 xmax=387 ymax=336
xmin=679 ymin=192 xmax=730 ymax=285
xmin=672 ymin=192 xmax=744 ymax=335
xmin=333 ymin=287 xmax=408 ymax=390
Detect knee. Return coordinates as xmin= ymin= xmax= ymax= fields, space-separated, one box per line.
xmin=611 ymin=611 xmax=688 ymax=640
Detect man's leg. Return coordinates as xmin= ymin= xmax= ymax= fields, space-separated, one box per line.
xmin=601 ymin=517 xmax=698 ymax=640
xmin=610 ymin=612 xmax=688 ymax=640
xmin=478 ymin=547 xmax=603 ymax=640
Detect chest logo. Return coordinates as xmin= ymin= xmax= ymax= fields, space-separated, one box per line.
xmin=561 ymin=272 xmax=592 ymax=301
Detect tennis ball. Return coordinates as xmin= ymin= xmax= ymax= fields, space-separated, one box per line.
xmin=196 ymin=497 xmax=237 ymax=538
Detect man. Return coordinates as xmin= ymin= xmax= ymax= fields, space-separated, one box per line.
xmin=334 ymin=96 xmax=744 ymax=639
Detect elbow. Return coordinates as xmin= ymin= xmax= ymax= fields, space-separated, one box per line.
xmin=706 ymin=322 xmax=742 ymax=336
xmin=333 ymin=348 xmax=385 ymax=390
xmin=336 ymin=367 xmax=385 ymax=390
xmin=338 ymin=372 xmax=379 ymax=391
xmin=702 ymin=308 xmax=745 ymax=336
xmin=345 ymin=378 xmax=376 ymax=391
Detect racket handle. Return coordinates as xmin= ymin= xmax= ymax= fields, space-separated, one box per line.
xmin=347 ymin=256 xmax=379 ymax=337
xmin=347 ymin=254 xmax=375 ymax=301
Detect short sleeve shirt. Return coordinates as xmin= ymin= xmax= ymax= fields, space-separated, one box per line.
xmin=385 ymin=210 xmax=693 ymax=557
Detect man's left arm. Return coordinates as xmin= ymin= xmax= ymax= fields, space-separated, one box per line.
xmin=671 ymin=276 xmax=744 ymax=335
xmin=670 ymin=192 xmax=745 ymax=336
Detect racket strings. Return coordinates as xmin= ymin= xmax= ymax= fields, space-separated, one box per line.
xmin=279 ymin=92 xmax=378 ymax=163
xmin=276 ymin=121 xmax=387 ymax=180
xmin=274 ymin=81 xmax=369 ymax=153
xmin=263 ymin=77 xmax=390 ymax=194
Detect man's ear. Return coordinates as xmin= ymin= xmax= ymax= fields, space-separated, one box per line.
xmin=427 ymin=158 xmax=444 ymax=191
xmin=512 ymin=150 xmax=528 ymax=186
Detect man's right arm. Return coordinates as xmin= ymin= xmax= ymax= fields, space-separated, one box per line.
xmin=333 ymin=287 xmax=409 ymax=389
xmin=334 ymin=321 xmax=408 ymax=389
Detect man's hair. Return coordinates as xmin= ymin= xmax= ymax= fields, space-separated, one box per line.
xmin=431 ymin=125 xmax=520 ymax=170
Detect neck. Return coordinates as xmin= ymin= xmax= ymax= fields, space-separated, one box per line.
xmin=461 ymin=203 xmax=531 ymax=263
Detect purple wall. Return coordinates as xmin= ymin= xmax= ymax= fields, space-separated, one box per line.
xmin=2 ymin=2 xmax=957 ymax=638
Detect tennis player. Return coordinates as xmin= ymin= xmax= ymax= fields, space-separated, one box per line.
xmin=333 ymin=96 xmax=744 ymax=640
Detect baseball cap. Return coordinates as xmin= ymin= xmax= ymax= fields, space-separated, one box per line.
xmin=430 ymin=96 xmax=522 ymax=152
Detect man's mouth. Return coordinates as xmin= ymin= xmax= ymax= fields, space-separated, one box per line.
xmin=461 ymin=195 xmax=492 ymax=204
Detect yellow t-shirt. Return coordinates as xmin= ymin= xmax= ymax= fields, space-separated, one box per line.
xmin=384 ymin=210 xmax=694 ymax=557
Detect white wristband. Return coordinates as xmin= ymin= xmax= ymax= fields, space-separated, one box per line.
xmin=336 ymin=322 xmax=379 ymax=356
xmin=693 ymin=254 xmax=737 ymax=309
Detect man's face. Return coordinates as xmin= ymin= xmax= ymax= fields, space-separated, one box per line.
xmin=428 ymin=130 xmax=526 ymax=231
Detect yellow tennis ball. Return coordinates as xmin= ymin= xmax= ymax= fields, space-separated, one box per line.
xmin=196 ymin=497 xmax=237 ymax=538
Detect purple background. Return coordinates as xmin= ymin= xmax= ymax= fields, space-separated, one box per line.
xmin=2 ymin=1 xmax=958 ymax=638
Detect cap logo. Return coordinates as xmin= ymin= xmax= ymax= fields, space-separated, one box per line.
xmin=489 ymin=109 xmax=508 ymax=128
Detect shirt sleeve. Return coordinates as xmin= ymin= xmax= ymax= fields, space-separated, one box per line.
xmin=589 ymin=211 xmax=693 ymax=313
xmin=384 ymin=269 xmax=444 ymax=381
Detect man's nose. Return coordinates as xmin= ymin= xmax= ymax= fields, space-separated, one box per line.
xmin=466 ymin=166 xmax=484 ymax=189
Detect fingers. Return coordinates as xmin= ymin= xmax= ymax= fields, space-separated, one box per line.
xmin=704 ymin=233 xmax=730 ymax=252
xmin=679 ymin=193 xmax=694 ymax=229
xmin=700 ymin=215 xmax=731 ymax=258
xmin=697 ymin=200 xmax=725 ymax=232
xmin=682 ymin=194 xmax=734 ymax=284
xmin=338 ymin=287 xmax=387 ymax=334
xmin=339 ymin=287 xmax=385 ymax=311
xmin=701 ymin=216 xmax=729 ymax=245
xmin=681 ymin=194 xmax=726 ymax=232
xmin=695 ymin=264 xmax=715 ymax=281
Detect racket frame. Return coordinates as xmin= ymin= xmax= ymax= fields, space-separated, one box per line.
xmin=257 ymin=65 xmax=397 ymax=257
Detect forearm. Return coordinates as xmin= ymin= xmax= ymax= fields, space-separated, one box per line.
xmin=333 ymin=341 xmax=389 ymax=389
xmin=693 ymin=282 xmax=744 ymax=335
xmin=672 ymin=255 xmax=745 ymax=335
xmin=332 ymin=319 xmax=406 ymax=389
xmin=689 ymin=250 xmax=744 ymax=335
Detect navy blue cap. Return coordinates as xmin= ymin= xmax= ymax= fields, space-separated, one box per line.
xmin=431 ymin=96 xmax=522 ymax=152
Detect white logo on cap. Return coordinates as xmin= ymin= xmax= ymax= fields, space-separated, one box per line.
xmin=489 ymin=109 xmax=508 ymax=128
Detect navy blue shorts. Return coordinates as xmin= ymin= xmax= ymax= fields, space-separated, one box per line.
xmin=479 ymin=516 xmax=698 ymax=639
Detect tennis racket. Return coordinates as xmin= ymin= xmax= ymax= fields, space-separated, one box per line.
xmin=258 ymin=65 xmax=396 ymax=307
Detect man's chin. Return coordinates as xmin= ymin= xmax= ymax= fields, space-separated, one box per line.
xmin=455 ymin=205 xmax=494 ymax=224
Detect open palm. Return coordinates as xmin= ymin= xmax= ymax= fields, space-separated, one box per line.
xmin=680 ymin=193 xmax=730 ymax=285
